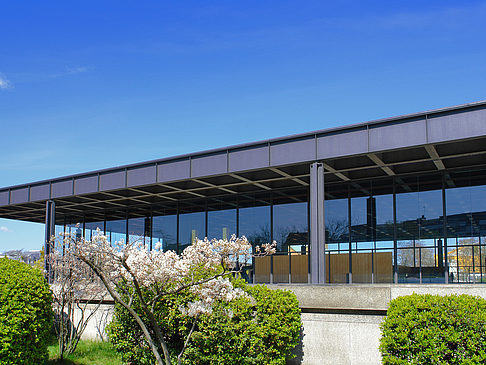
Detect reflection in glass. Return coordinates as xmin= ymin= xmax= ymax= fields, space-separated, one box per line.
xmin=106 ymin=219 xmax=127 ymax=245
xmin=374 ymin=193 xmax=394 ymax=283
xmin=54 ymin=224 xmax=65 ymax=251
xmin=446 ymin=173 xmax=486 ymax=283
xmin=128 ymin=217 xmax=150 ymax=247
xmin=152 ymin=215 xmax=177 ymax=252
xmin=273 ymin=202 xmax=308 ymax=283
xmin=239 ymin=205 xmax=271 ymax=284
xmin=239 ymin=206 xmax=271 ymax=245
xmin=85 ymin=221 xmax=104 ymax=241
xmin=207 ymin=209 xmax=236 ymax=240
xmin=325 ymin=198 xmax=349 ymax=283
xmin=65 ymin=223 xmax=82 ymax=242
xmin=273 ymin=203 xmax=308 ymax=253
xmin=349 ymin=179 xmax=394 ymax=284
xmin=396 ymin=175 xmax=444 ymax=283
xmin=179 ymin=212 xmax=205 ymax=252
xmin=350 ymin=194 xmax=371 ymax=283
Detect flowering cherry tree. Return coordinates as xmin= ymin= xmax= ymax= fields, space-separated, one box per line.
xmin=48 ymin=234 xmax=107 ymax=360
xmin=66 ymin=229 xmax=275 ymax=365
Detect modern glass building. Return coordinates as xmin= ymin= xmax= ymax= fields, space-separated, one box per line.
xmin=1 ymin=101 xmax=486 ymax=285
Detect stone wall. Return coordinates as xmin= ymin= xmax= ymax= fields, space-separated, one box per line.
xmin=76 ymin=284 xmax=486 ymax=365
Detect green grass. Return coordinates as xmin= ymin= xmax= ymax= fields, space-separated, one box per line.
xmin=47 ymin=340 xmax=122 ymax=365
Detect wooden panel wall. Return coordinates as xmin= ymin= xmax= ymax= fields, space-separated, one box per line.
xmin=291 ymin=255 xmax=308 ymax=283
xmin=255 ymin=252 xmax=392 ymax=283
xmin=255 ymin=256 xmax=271 ymax=283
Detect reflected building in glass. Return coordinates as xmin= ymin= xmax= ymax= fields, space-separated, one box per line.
xmin=2 ymin=101 xmax=486 ymax=285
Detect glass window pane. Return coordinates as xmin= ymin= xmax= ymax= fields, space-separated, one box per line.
xmin=179 ymin=212 xmax=205 ymax=251
xmin=106 ymin=219 xmax=127 ymax=245
xmin=128 ymin=217 xmax=150 ymax=247
xmin=85 ymin=221 xmax=104 ymax=241
xmin=273 ymin=202 xmax=308 ymax=284
xmin=350 ymin=181 xmax=375 ymax=284
xmin=273 ymin=202 xmax=308 ymax=253
xmin=446 ymin=170 xmax=486 ymax=283
xmin=207 ymin=209 xmax=236 ymax=240
xmin=152 ymin=215 xmax=177 ymax=252
xmin=396 ymin=175 xmax=444 ymax=283
xmin=325 ymin=196 xmax=349 ymax=283
xmin=239 ymin=205 xmax=271 ymax=284
xmin=53 ymin=224 xmax=65 ymax=250
xmin=65 ymin=222 xmax=82 ymax=242
xmin=239 ymin=205 xmax=271 ymax=245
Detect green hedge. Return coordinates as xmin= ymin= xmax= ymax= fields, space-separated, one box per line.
xmin=184 ymin=282 xmax=301 ymax=365
xmin=0 ymin=258 xmax=53 ymax=365
xmin=107 ymin=285 xmax=192 ymax=364
xmin=107 ymin=279 xmax=301 ymax=365
xmin=380 ymin=293 xmax=486 ymax=364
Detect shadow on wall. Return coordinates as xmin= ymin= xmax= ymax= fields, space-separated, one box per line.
xmin=288 ymin=327 xmax=305 ymax=365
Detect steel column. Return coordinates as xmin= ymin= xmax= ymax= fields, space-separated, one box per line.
xmin=44 ymin=200 xmax=55 ymax=282
xmin=310 ymin=162 xmax=325 ymax=283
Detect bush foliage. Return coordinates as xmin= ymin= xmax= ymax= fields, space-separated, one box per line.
xmin=107 ymin=278 xmax=301 ymax=365
xmin=380 ymin=293 xmax=486 ymax=364
xmin=0 ymin=258 xmax=53 ymax=365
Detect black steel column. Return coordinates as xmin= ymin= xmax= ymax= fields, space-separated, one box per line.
xmin=44 ymin=200 xmax=55 ymax=282
xmin=270 ymin=199 xmax=274 ymax=284
xmin=442 ymin=173 xmax=448 ymax=284
xmin=348 ymin=187 xmax=352 ymax=284
xmin=393 ymin=178 xmax=398 ymax=284
xmin=310 ymin=162 xmax=325 ymax=284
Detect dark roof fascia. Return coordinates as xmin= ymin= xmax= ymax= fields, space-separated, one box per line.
xmin=2 ymin=99 xmax=486 ymax=191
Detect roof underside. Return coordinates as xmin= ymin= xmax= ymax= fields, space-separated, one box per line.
xmin=1 ymin=101 xmax=486 ymax=224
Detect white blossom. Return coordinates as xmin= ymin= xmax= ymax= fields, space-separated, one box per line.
xmin=71 ymin=230 xmax=273 ymax=318
xmin=54 ymin=228 xmax=277 ymax=365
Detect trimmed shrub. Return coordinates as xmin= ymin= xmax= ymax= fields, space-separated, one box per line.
xmin=380 ymin=293 xmax=486 ymax=364
xmin=0 ymin=258 xmax=53 ymax=365
xmin=184 ymin=281 xmax=301 ymax=365
xmin=107 ymin=279 xmax=301 ymax=365
xmin=107 ymin=285 xmax=194 ymax=364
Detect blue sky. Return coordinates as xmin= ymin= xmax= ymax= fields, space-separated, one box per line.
xmin=1 ymin=1 xmax=486 ymax=251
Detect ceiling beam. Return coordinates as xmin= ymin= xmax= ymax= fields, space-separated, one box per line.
xmin=269 ymin=167 xmax=309 ymax=186
xmin=424 ymin=145 xmax=446 ymax=170
xmin=192 ymin=179 xmax=238 ymax=194
xmin=322 ymin=162 xmax=350 ymax=181
xmin=229 ymin=173 xmax=272 ymax=190
xmin=368 ymin=153 xmax=395 ymax=176
xmin=158 ymin=183 xmax=206 ymax=198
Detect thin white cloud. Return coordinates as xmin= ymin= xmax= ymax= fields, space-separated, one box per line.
xmin=50 ymin=66 xmax=90 ymax=78
xmin=66 ymin=66 xmax=89 ymax=74
xmin=0 ymin=74 xmax=12 ymax=89
xmin=7 ymin=66 xmax=91 ymax=84
xmin=0 ymin=226 xmax=11 ymax=232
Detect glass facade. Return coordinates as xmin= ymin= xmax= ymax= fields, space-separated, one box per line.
xmin=395 ymin=175 xmax=444 ymax=283
xmin=152 ymin=214 xmax=177 ymax=251
xmin=179 ymin=211 xmax=205 ymax=251
xmin=446 ymin=170 xmax=486 ymax=283
xmin=272 ymin=202 xmax=308 ymax=283
xmin=106 ymin=218 xmax=126 ymax=245
xmin=238 ymin=205 xmax=271 ymax=245
xmin=128 ymin=217 xmax=151 ymax=247
xmin=207 ymin=209 xmax=236 ymax=240
xmin=239 ymin=204 xmax=271 ymax=283
xmin=84 ymin=221 xmax=104 ymax=240
xmin=325 ymin=183 xmax=349 ymax=283
xmin=323 ymin=169 xmax=486 ymax=284
xmin=372 ymin=184 xmax=394 ymax=283
xmin=55 ymin=168 xmax=486 ymax=285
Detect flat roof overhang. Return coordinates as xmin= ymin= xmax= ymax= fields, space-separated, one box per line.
xmin=1 ymin=101 xmax=486 ymax=224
